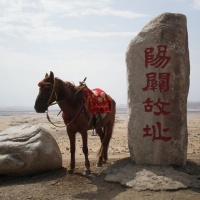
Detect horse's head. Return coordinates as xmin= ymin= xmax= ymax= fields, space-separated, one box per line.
xmin=34 ymin=71 xmax=56 ymax=113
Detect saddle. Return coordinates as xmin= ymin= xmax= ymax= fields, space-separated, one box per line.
xmin=78 ymin=78 xmax=112 ymax=129
xmin=83 ymin=88 xmax=111 ymax=115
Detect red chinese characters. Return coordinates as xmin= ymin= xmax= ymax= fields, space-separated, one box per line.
xmin=143 ymin=122 xmax=172 ymax=142
xmin=144 ymin=45 xmax=171 ymax=68
xmin=143 ymin=97 xmax=171 ymax=116
xmin=142 ymin=72 xmax=170 ymax=92
xmin=142 ymin=45 xmax=172 ymax=142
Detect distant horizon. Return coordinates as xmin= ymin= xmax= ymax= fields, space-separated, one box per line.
xmin=1 ymin=101 xmax=200 ymax=111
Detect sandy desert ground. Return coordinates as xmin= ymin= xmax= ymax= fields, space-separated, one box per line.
xmin=0 ymin=112 xmax=130 ymax=164
xmin=0 ymin=112 xmax=200 ymax=162
xmin=0 ymin=112 xmax=200 ymax=199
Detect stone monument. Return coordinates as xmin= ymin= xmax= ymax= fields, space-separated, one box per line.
xmin=126 ymin=13 xmax=190 ymax=166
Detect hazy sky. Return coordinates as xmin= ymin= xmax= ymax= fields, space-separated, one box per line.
xmin=0 ymin=0 xmax=199 ymax=108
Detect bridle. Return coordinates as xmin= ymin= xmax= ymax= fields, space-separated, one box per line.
xmin=41 ymin=79 xmax=84 ymax=128
xmin=45 ymin=79 xmax=64 ymax=127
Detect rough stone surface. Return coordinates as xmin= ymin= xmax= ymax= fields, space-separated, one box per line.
xmin=0 ymin=125 xmax=62 ymax=176
xmin=104 ymin=158 xmax=200 ymax=191
xmin=126 ymin=13 xmax=190 ymax=166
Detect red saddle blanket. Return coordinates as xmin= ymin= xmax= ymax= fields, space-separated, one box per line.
xmin=84 ymin=88 xmax=111 ymax=115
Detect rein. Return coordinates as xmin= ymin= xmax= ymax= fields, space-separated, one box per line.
xmin=46 ymin=99 xmax=84 ymax=128
xmin=45 ymin=79 xmax=85 ymax=128
xmin=62 ymin=98 xmax=84 ymax=126
xmin=46 ymin=110 xmax=66 ymax=128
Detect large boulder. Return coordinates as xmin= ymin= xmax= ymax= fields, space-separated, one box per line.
xmin=126 ymin=13 xmax=190 ymax=166
xmin=0 ymin=125 xmax=62 ymax=176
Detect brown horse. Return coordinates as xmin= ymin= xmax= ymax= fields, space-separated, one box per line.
xmin=34 ymin=71 xmax=116 ymax=175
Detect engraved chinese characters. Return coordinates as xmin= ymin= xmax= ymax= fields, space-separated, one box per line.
xmin=143 ymin=45 xmax=172 ymax=142
xmin=126 ymin=13 xmax=190 ymax=166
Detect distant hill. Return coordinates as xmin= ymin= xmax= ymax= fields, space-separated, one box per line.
xmin=187 ymin=101 xmax=200 ymax=109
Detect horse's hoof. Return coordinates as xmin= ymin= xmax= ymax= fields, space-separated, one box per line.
xmin=102 ymin=160 xmax=107 ymax=164
xmin=83 ymin=170 xmax=91 ymax=176
xmin=96 ymin=163 xmax=103 ymax=167
xmin=67 ymin=169 xmax=74 ymax=175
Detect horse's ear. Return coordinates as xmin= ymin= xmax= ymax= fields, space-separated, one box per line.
xmin=49 ymin=71 xmax=54 ymax=82
xmin=45 ymin=73 xmax=48 ymax=78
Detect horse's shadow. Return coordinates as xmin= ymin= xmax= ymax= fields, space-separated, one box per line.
xmin=0 ymin=160 xmax=126 ymax=199
xmin=73 ymin=160 xmax=130 ymax=200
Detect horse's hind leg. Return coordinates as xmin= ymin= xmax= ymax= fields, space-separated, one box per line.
xmin=96 ymin=99 xmax=116 ymax=167
xmin=96 ymin=127 xmax=108 ymax=163
xmin=95 ymin=127 xmax=107 ymax=164
xmin=97 ymin=122 xmax=114 ymax=167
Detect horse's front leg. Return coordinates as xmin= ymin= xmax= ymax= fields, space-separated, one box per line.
xmin=81 ymin=131 xmax=91 ymax=175
xmin=67 ymin=131 xmax=76 ymax=174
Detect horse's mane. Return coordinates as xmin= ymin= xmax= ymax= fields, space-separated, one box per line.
xmin=55 ymin=77 xmax=85 ymax=108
